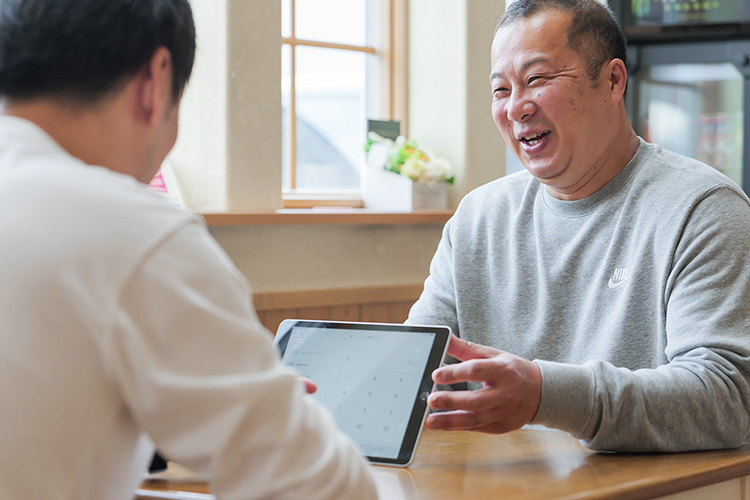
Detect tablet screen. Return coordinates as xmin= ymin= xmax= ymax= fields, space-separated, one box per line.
xmin=275 ymin=320 xmax=450 ymax=467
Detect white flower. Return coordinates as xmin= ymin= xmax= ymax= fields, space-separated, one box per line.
xmin=401 ymin=156 xmax=424 ymax=180
xmin=422 ymin=157 xmax=452 ymax=183
xmin=365 ymin=133 xmax=453 ymax=183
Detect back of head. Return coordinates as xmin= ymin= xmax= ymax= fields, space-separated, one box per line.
xmin=497 ymin=0 xmax=626 ymax=83
xmin=0 ymin=0 xmax=196 ymax=104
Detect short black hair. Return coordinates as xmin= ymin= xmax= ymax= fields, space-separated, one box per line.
xmin=497 ymin=0 xmax=626 ymax=84
xmin=0 ymin=0 xmax=196 ymax=104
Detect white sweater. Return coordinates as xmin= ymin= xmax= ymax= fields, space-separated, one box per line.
xmin=0 ymin=116 xmax=376 ymax=500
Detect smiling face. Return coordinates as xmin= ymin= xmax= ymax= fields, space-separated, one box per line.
xmin=491 ymin=9 xmax=633 ymax=200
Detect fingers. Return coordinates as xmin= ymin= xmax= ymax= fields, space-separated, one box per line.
xmin=425 ymin=410 xmax=480 ymax=430
xmin=425 ymin=389 xmax=537 ymax=435
xmin=433 ymin=336 xmax=506 ymax=385
xmin=428 ymin=386 xmax=501 ymax=413
xmin=433 ymin=357 xmax=507 ymax=385
xmin=447 ymin=335 xmax=503 ymax=362
xmin=299 ymin=376 xmax=317 ymax=394
xmin=425 ymin=410 xmax=522 ymax=435
xmin=426 ymin=355 xmax=542 ymax=435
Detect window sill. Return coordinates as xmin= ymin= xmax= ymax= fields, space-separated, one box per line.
xmin=201 ymin=209 xmax=454 ymax=226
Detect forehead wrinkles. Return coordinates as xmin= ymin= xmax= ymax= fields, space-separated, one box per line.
xmin=492 ymin=23 xmax=544 ymax=70
xmin=490 ymin=29 xmax=532 ymax=81
xmin=492 ymin=12 xmax=576 ymax=60
xmin=490 ymin=17 xmax=584 ymax=83
xmin=490 ymin=31 xmax=557 ymax=82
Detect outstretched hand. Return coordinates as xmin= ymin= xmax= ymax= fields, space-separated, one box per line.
xmin=425 ymin=335 xmax=541 ymax=434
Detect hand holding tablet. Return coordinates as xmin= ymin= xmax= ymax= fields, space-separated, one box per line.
xmin=274 ymin=320 xmax=450 ymax=467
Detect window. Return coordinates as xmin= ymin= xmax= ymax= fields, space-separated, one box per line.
xmin=281 ymin=0 xmax=407 ymax=207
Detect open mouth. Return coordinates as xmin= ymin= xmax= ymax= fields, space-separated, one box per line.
xmin=520 ymin=131 xmax=550 ymax=146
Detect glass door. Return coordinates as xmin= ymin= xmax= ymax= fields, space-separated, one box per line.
xmin=634 ymin=62 xmax=743 ymax=186
xmin=626 ymin=40 xmax=750 ymax=194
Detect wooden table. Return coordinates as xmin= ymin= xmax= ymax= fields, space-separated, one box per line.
xmin=136 ymin=428 xmax=750 ymax=500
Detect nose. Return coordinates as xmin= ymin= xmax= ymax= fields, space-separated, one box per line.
xmin=506 ymin=89 xmax=535 ymax=123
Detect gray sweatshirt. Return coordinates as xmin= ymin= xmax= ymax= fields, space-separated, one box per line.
xmin=408 ymin=139 xmax=750 ymax=452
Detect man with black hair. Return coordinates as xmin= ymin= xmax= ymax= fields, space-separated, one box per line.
xmin=0 ymin=1 xmax=376 ymax=498
xmin=409 ymin=0 xmax=750 ymax=453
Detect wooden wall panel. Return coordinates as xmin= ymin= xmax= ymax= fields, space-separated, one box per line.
xmin=253 ymin=285 xmax=422 ymax=335
xmin=261 ymin=308 xmax=299 ymax=335
xmin=328 ymin=304 xmax=360 ymax=322
xmin=361 ymin=303 xmax=390 ymax=322
xmin=298 ymin=306 xmax=333 ymax=321
xmin=387 ymin=302 xmax=413 ymax=323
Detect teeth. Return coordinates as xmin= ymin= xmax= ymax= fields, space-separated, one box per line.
xmin=522 ymin=132 xmax=545 ymax=146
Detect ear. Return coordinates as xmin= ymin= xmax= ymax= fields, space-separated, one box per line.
xmin=606 ymin=58 xmax=628 ymax=103
xmin=137 ymin=47 xmax=173 ymax=126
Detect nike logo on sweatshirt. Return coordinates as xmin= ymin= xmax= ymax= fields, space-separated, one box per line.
xmin=608 ymin=267 xmax=630 ymax=289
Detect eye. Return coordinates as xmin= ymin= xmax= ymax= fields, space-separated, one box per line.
xmin=492 ymin=86 xmax=510 ymax=98
xmin=528 ymin=75 xmax=547 ymax=85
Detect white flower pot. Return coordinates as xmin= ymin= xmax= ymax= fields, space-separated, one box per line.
xmin=411 ymin=182 xmax=448 ymax=210
xmin=363 ymin=166 xmax=448 ymax=211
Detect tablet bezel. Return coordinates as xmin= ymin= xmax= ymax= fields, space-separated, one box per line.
xmin=274 ymin=319 xmax=450 ymax=467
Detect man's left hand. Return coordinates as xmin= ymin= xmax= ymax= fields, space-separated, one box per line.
xmin=425 ymin=335 xmax=542 ymax=434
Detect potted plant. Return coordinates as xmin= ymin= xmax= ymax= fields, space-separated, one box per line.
xmin=364 ymin=132 xmax=454 ymax=210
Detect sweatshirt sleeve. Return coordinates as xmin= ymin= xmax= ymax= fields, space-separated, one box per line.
xmin=104 ymin=221 xmax=377 ymax=500
xmin=532 ymin=187 xmax=750 ymax=452
xmin=406 ymin=217 xmax=460 ymax=335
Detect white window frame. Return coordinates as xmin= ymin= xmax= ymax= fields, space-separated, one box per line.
xmin=281 ymin=0 xmax=408 ymax=208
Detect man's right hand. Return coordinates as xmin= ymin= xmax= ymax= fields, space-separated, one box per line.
xmin=425 ymin=335 xmax=542 ymax=434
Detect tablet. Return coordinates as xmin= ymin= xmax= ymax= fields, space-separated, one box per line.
xmin=274 ymin=320 xmax=451 ymax=467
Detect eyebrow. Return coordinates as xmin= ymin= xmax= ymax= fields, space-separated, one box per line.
xmin=489 ymin=57 xmax=552 ymax=82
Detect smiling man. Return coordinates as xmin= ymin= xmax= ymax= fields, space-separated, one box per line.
xmin=407 ymin=0 xmax=750 ymax=452
xmin=491 ymin=6 xmax=638 ymax=200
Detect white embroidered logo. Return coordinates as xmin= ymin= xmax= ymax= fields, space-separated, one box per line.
xmin=608 ymin=267 xmax=630 ymax=289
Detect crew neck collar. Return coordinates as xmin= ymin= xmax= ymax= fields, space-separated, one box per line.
xmin=540 ymin=138 xmax=652 ymax=217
